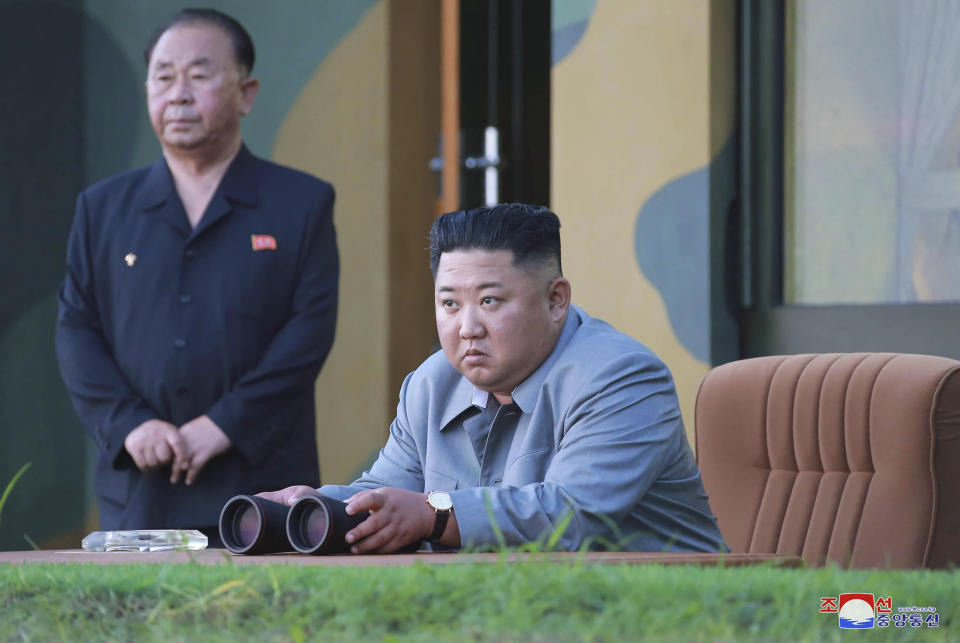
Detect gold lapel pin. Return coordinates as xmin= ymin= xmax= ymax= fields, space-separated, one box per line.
xmin=124 ymin=253 xmax=137 ymax=267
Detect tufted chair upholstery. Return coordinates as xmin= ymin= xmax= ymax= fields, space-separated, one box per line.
xmin=695 ymin=353 xmax=960 ymax=569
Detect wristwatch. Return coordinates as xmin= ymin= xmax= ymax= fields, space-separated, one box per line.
xmin=426 ymin=490 xmax=454 ymax=542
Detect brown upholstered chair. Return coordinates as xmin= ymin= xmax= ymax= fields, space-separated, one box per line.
xmin=695 ymin=353 xmax=960 ymax=569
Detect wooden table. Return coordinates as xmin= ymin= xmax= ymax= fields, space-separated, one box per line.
xmin=0 ymin=549 xmax=803 ymax=567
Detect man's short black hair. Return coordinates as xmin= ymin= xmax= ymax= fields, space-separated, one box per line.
xmin=429 ymin=203 xmax=562 ymax=277
xmin=144 ymin=8 xmax=255 ymax=74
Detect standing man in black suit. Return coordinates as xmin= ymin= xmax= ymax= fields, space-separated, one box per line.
xmin=55 ymin=9 xmax=338 ymax=545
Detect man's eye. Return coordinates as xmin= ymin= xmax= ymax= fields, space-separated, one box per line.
xmin=481 ymin=296 xmax=498 ymax=305
xmin=190 ymin=74 xmax=208 ymax=81
xmin=441 ymin=300 xmax=457 ymax=309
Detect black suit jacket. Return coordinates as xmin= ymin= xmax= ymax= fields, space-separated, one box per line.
xmin=56 ymin=146 xmax=338 ymax=529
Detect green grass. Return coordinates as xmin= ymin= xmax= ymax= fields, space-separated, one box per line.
xmin=0 ymin=559 xmax=955 ymax=641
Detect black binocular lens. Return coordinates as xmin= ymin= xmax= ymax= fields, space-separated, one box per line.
xmin=219 ymin=494 xmax=293 ymax=554
xmin=236 ymin=503 xmax=260 ymax=545
xmin=218 ymin=493 xmax=369 ymax=555
xmin=305 ymin=501 xmax=330 ymax=543
xmin=286 ymin=495 xmax=369 ymax=555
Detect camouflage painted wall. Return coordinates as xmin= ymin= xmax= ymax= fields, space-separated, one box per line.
xmin=551 ymin=0 xmax=737 ymax=444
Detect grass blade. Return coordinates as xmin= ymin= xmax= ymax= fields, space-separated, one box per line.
xmin=544 ymin=510 xmax=573 ymax=551
xmin=0 ymin=461 xmax=32 ymax=528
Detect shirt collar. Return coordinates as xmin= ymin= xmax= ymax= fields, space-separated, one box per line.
xmin=215 ymin=144 xmax=258 ymax=207
xmin=136 ymin=157 xmax=177 ymax=211
xmin=438 ymin=374 xmax=482 ymax=431
xmin=136 ymin=143 xmax=259 ymax=212
xmin=471 ymin=388 xmax=491 ymax=409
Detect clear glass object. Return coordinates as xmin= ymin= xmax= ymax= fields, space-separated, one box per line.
xmin=81 ymin=529 xmax=208 ymax=552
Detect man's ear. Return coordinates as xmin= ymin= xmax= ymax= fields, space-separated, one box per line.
xmin=239 ymin=76 xmax=260 ymax=116
xmin=547 ymin=277 xmax=571 ymax=322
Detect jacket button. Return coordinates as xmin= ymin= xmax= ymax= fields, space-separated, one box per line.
xmin=173 ymin=338 xmax=187 ymax=348
xmin=179 ymin=294 xmax=192 ymax=304
xmin=185 ymin=249 xmax=196 ymax=259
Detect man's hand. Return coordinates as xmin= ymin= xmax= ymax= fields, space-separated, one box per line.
xmin=124 ymin=419 xmax=187 ymax=475
xmin=343 ymin=487 xmax=435 ymax=554
xmin=172 ymin=415 xmax=231 ymax=485
xmin=255 ymin=485 xmax=321 ymax=506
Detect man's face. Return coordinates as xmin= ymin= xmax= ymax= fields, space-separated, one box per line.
xmin=145 ymin=23 xmax=257 ymax=154
xmin=435 ymin=249 xmax=570 ymax=401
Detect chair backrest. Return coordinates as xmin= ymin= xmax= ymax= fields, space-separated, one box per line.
xmin=695 ymin=353 xmax=960 ymax=569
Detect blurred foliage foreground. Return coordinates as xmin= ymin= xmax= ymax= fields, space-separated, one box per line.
xmin=0 ymin=557 xmax=956 ymax=641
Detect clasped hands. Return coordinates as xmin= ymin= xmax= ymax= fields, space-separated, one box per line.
xmin=123 ymin=415 xmax=230 ymax=485
xmin=257 ymin=485 xmax=438 ymax=554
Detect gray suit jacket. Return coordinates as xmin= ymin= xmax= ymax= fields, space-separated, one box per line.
xmin=321 ymin=305 xmax=726 ymax=552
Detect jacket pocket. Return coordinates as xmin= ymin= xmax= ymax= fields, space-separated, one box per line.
xmin=504 ymin=446 xmax=553 ymax=482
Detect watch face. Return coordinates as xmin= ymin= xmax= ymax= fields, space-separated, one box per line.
xmin=428 ymin=491 xmax=453 ymax=511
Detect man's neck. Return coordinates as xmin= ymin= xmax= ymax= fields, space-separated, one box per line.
xmin=164 ymin=136 xmax=242 ymax=180
xmin=492 ymin=392 xmax=513 ymax=406
xmin=163 ymin=138 xmax=242 ymax=228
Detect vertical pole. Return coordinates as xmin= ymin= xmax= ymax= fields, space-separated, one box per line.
xmin=740 ymin=0 xmax=785 ymax=310
xmin=440 ymin=0 xmax=460 ymax=215
xmin=484 ymin=126 xmax=499 ymax=206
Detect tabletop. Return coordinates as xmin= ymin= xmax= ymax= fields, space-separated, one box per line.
xmin=0 ymin=549 xmax=803 ymax=567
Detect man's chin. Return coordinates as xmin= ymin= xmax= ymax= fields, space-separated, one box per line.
xmin=457 ymin=365 xmax=493 ymax=387
xmin=162 ymin=133 xmax=206 ymax=149
xmin=458 ymin=370 xmax=508 ymax=395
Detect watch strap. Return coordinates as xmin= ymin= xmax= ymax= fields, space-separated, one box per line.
xmin=429 ymin=508 xmax=450 ymax=542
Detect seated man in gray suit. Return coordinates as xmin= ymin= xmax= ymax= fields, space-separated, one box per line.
xmin=260 ymin=203 xmax=725 ymax=553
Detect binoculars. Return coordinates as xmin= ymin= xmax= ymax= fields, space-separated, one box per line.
xmin=218 ymin=494 xmax=367 ymax=555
